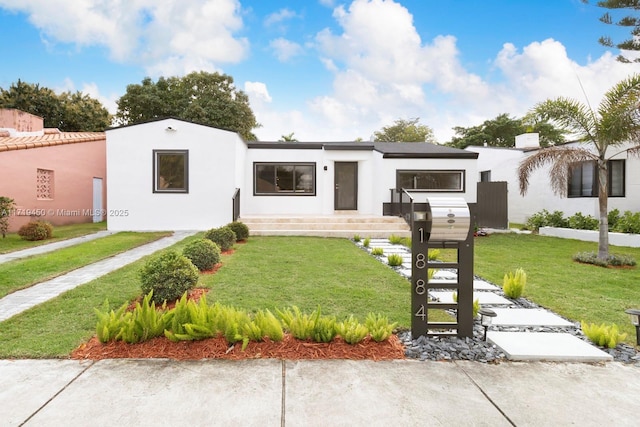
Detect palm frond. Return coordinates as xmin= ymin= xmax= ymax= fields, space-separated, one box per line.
xmin=531 ymin=98 xmax=597 ymax=142
xmin=597 ymin=74 xmax=640 ymax=150
xmin=518 ymin=147 xmax=596 ymax=196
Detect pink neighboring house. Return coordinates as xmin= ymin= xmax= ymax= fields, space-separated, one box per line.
xmin=0 ymin=109 xmax=106 ymax=232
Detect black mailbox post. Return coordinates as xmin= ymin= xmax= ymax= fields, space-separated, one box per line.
xmin=411 ymin=197 xmax=474 ymax=338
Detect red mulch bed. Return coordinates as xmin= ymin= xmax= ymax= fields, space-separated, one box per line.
xmin=71 ymin=334 xmax=406 ymax=361
xmin=74 ymin=255 xmax=406 ymax=361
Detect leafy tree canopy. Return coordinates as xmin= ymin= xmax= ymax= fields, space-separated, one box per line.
xmin=446 ymin=113 xmax=566 ymax=149
xmin=115 ymin=71 xmax=260 ymax=141
xmin=372 ymin=118 xmax=437 ymax=143
xmin=0 ymin=80 xmax=111 ymax=132
xmin=582 ymin=0 xmax=640 ymax=63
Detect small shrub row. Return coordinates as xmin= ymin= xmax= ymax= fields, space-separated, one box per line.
xmin=18 ymin=220 xmax=53 ymax=241
xmin=139 ymin=251 xmax=199 ymax=304
xmin=581 ymin=321 xmax=626 ymax=349
xmin=572 ymin=251 xmax=637 ymax=268
xmin=524 ymin=208 xmax=640 ymax=234
xmin=183 ymin=239 xmax=220 ymax=271
xmin=95 ymin=296 xmax=398 ymax=348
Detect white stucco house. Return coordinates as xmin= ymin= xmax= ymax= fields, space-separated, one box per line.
xmin=106 ymin=118 xmax=479 ymax=231
xmin=468 ymin=133 xmax=640 ymax=224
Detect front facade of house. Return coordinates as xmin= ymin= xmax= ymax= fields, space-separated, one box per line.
xmin=469 ymin=134 xmax=640 ymax=224
xmin=106 ymin=118 xmax=478 ymax=231
xmin=0 ymin=109 xmax=106 ymax=232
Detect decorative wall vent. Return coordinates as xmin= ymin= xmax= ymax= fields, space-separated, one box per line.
xmin=36 ymin=168 xmax=54 ymax=200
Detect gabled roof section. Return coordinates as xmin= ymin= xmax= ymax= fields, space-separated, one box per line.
xmin=0 ymin=130 xmax=105 ymax=152
xmin=107 ymin=116 xmax=240 ymax=137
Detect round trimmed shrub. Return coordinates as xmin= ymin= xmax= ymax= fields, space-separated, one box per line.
xmin=139 ymin=250 xmax=199 ymax=303
xmin=227 ymin=221 xmax=249 ymax=241
xmin=18 ymin=220 xmax=53 ymax=241
xmin=182 ymin=238 xmax=220 ymax=271
xmin=205 ymin=226 xmax=236 ymax=252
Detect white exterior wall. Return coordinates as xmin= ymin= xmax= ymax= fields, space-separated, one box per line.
xmin=470 ymin=142 xmax=640 ymax=224
xmin=379 ymin=157 xmax=478 ymax=205
xmin=106 ymin=119 xmax=243 ymax=231
xmin=242 ymin=148 xmax=326 ymax=215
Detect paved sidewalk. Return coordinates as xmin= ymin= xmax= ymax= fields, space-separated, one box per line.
xmin=0 ymin=230 xmax=115 ymax=265
xmin=0 ymin=231 xmax=195 ymax=322
xmin=1 ymin=358 xmax=639 ymax=426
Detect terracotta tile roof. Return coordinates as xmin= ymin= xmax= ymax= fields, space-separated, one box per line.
xmin=0 ymin=131 xmax=105 ymax=152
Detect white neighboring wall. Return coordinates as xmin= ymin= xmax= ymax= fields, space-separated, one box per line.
xmin=469 ymin=138 xmax=640 ymax=224
xmin=106 ymin=119 xmax=243 ymax=231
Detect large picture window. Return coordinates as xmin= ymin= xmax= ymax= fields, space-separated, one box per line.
xmin=568 ymin=160 xmax=624 ymax=198
xmin=254 ymin=163 xmax=315 ymax=195
xmin=396 ymin=170 xmax=464 ymax=192
xmin=153 ymin=150 xmax=189 ymax=193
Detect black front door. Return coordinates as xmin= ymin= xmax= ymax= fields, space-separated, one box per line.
xmin=334 ymin=162 xmax=358 ymax=210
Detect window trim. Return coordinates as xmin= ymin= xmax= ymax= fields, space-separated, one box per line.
xmin=568 ymin=159 xmax=625 ymax=198
xmin=396 ymin=169 xmax=465 ymax=192
xmin=152 ymin=149 xmax=189 ymax=194
xmin=253 ymin=162 xmax=316 ymax=196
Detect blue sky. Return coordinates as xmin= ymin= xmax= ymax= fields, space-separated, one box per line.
xmin=1 ymin=0 xmax=640 ymax=142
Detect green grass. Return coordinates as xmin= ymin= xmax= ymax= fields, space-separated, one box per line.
xmin=0 ymin=222 xmax=107 ymax=254
xmin=0 ymin=233 xmax=200 ymax=358
xmin=2 ymin=232 xmax=639 ymax=358
xmin=475 ymin=233 xmax=640 ymax=345
xmin=0 ymin=231 xmax=171 ymax=299
xmin=202 ymin=237 xmax=411 ymax=324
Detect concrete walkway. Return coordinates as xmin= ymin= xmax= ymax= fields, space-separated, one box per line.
xmin=0 ymin=231 xmax=195 ymax=322
xmin=360 ymin=239 xmax=615 ymax=362
xmin=0 ymin=230 xmax=115 ymax=265
xmin=1 ymin=358 xmax=639 ymax=426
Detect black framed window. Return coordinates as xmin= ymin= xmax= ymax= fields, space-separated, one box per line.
xmin=568 ymin=160 xmax=624 ymax=198
xmin=153 ymin=150 xmax=189 ymax=193
xmin=254 ymin=163 xmax=315 ymax=195
xmin=396 ymin=170 xmax=464 ymax=192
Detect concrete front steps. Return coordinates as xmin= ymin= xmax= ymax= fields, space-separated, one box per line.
xmin=239 ymin=215 xmax=410 ymax=238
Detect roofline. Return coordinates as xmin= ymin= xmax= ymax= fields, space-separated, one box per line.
xmin=0 ymin=133 xmax=105 ymax=152
xmin=380 ymin=151 xmax=479 ymax=159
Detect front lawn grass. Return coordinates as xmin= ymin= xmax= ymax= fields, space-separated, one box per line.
xmin=475 ymin=233 xmax=640 ymax=344
xmin=0 ymin=233 xmax=200 ymax=358
xmin=0 ymin=235 xmax=412 ymax=358
xmin=0 ymin=222 xmax=107 ymax=254
xmin=201 ymin=237 xmax=412 ymax=323
xmin=0 ymin=231 xmax=171 ymax=299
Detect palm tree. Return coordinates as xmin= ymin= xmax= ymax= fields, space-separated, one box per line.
xmin=518 ymin=74 xmax=640 ymax=261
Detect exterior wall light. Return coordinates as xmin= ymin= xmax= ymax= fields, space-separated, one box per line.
xmin=478 ymin=308 xmax=497 ymax=341
xmin=625 ymin=308 xmax=640 ymax=346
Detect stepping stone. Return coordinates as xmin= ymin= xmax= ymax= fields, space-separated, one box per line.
xmin=487 ymin=332 xmax=613 ymax=362
xmin=430 ymin=291 xmax=514 ymax=306
xmin=432 ymin=270 xmax=457 ymax=280
xmin=473 ymin=279 xmax=499 ymax=290
xmin=490 ymin=308 xmax=575 ymax=327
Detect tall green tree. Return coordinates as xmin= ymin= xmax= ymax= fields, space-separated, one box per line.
xmin=447 ymin=113 xmax=566 ymax=149
xmin=0 ymin=80 xmax=110 ymax=131
xmin=583 ymin=0 xmax=640 ymax=63
xmin=372 ymin=118 xmax=437 ymax=143
xmin=115 ymin=71 xmax=260 ymax=141
xmin=518 ymin=73 xmax=640 ymax=261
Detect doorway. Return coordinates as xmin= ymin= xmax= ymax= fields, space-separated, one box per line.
xmin=334 ymin=162 xmax=358 ymax=210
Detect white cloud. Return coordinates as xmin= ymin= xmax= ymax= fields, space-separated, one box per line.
xmin=264 ymin=8 xmax=298 ymax=27
xmin=269 ymin=38 xmax=304 ymax=62
xmin=245 ymin=81 xmax=272 ymax=104
xmin=0 ymin=0 xmax=249 ymax=76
